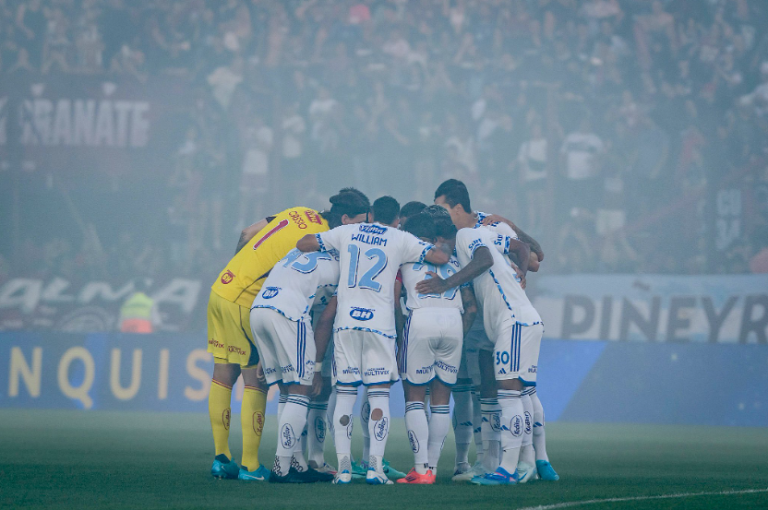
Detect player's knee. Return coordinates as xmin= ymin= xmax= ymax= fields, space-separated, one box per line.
xmin=370 ymin=408 xmax=383 ymax=421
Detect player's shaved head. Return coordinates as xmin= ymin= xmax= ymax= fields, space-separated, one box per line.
xmin=372 ymin=196 xmax=400 ymax=227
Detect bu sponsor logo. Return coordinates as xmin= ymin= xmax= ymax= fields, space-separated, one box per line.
xmin=491 ymin=412 xmax=501 ymax=432
xmin=222 ymin=408 xmax=231 ymax=431
xmin=524 ymin=411 xmax=532 ymax=435
xmin=350 ymin=307 xmax=374 ymax=321
xmin=374 ymin=417 xmax=389 ymax=441
xmin=220 ymin=270 xmax=235 ymax=284
xmin=254 ymin=411 xmax=265 ymax=436
xmin=511 ymin=415 xmax=523 ymax=437
xmin=408 ymin=430 xmax=420 ymax=453
xmin=361 ymin=401 xmax=371 ymax=424
xmin=280 ymin=423 xmax=296 ymax=449
xmin=262 ymin=287 xmax=280 ymax=299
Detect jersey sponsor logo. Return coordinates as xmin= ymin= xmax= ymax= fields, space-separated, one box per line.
xmin=288 ymin=210 xmax=309 ymax=229
xmin=408 ymin=430 xmax=420 ymax=453
xmin=358 ymin=224 xmax=387 ymax=235
xmin=220 ymin=270 xmax=235 ymax=284
xmin=305 ymin=210 xmax=322 ymax=225
xmin=253 ymin=219 xmax=290 ymax=250
xmin=350 ymin=307 xmax=375 ymax=321
xmin=261 ymin=287 xmax=280 ymax=299
xmin=374 ymin=417 xmax=389 ymax=441
xmin=468 ymin=238 xmax=484 ymax=252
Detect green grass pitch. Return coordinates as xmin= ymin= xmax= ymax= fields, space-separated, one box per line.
xmin=1 ymin=410 xmax=766 ymax=510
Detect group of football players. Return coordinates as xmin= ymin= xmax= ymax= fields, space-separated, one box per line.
xmin=205 ymin=179 xmax=559 ymax=486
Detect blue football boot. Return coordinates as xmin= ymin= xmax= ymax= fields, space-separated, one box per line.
xmin=536 ymin=460 xmax=560 ymax=481
xmin=238 ymin=464 xmax=270 ymax=481
xmin=211 ymin=454 xmax=239 ymax=479
xmin=470 ymin=466 xmax=519 ymax=486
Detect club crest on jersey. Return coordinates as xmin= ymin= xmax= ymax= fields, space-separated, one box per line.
xmin=220 ymin=270 xmax=235 ymax=284
xmin=262 ymin=287 xmax=280 ymax=299
xmin=408 ymin=430 xmax=420 ymax=453
xmin=350 ymin=307 xmax=374 ymax=321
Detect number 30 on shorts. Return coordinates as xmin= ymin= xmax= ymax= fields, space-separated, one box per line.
xmin=495 ymin=351 xmax=510 ymax=365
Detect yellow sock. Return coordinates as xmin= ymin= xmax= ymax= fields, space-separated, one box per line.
xmin=241 ymin=385 xmax=268 ymax=471
xmin=209 ymin=380 xmax=233 ymax=460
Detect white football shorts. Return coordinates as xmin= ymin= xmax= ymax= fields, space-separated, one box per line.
xmin=332 ymin=328 xmax=398 ymax=386
xmin=400 ymin=308 xmax=463 ymax=385
xmin=493 ymin=321 xmax=543 ymax=385
xmin=250 ymin=307 xmax=315 ymax=386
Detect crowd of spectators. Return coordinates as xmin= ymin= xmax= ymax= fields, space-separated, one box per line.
xmin=2 ymin=0 xmax=768 ymax=283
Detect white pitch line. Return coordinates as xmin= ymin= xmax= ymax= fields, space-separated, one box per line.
xmin=515 ymin=487 xmax=768 ymax=510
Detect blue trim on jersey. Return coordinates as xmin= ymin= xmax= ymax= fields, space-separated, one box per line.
xmin=417 ymin=243 xmax=434 ymax=264
xmin=333 ymin=326 xmax=396 ymax=339
xmin=315 ymin=233 xmax=327 ymax=252
xmin=251 ymin=304 xmax=303 ymax=323
xmin=487 ymin=268 xmax=514 ymax=315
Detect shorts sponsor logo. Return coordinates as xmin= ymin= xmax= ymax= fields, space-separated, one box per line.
xmin=280 ymin=423 xmax=296 ymax=449
xmin=435 ymin=360 xmax=458 ymax=374
xmin=222 ymin=408 xmax=231 ymax=430
xmin=408 ymin=430 xmax=420 ymax=453
xmin=263 ymin=367 xmax=277 ymax=375
xmin=416 ymin=366 xmax=433 ymax=375
xmin=511 ymin=414 xmax=523 ymax=437
xmin=342 ymin=367 xmax=360 ymax=375
xmin=374 ymin=417 xmax=389 ymax=441
xmin=289 ymin=210 xmax=308 ymax=229
xmin=220 ymin=270 xmax=235 ymax=284
xmin=253 ymin=412 xmax=265 ymax=436
xmin=350 ymin=307 xmax=375 ymax=321
xmin=262 ymin=287 xmax=280 ymax=299
xmin=208 ymin=338 xmax=224 ymax=349
xmin=363 ymin=367 xmax=389 ymax=377
xmin=528 ymin=365 xmax=537 ymax=373
xmin=227 ymin=346 xmax=246 ymax=355
xmin=280 ymin=364 xmax=295 ymax=373
xmin=314 ymin=416 xmax=326 ymax=443
xmin=524 ymin=411 xmax=533 ymax=435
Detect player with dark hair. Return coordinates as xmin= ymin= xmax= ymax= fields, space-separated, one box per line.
xmin=395 ymin=212 xmax=477 ymax=484
xmin=206 ymin=188 xmax=369 ymax=481
xmin=372 ymin=196 xmax=401 ymax=228
xmin=399 ymin=201 xmax=428 ymax=224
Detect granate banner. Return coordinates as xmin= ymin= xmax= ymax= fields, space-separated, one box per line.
xmin=0 ymin=73 xmax=192 ymax=175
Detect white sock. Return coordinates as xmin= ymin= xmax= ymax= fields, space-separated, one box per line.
xmin=481 ymin=398 xmax=501 ymax=473
xmin=452 ymin=385 xmax=473 ymax=467
xmin=405 ymin=401 xmax=429 ymax=474
xmin=293 ymin=425 xmax=309 ymax=472
xmin=428 ymin=404 xmax=451 ymax=475
xmin=471 ymin=389 xmax=483 ymax=464
xmin=277 ymin=393 xmax=288 ymax=422
xmin=327 ymin=388 xmax=337 ymax=443
xmin=273 ymin=394 xmax=309 ymax=476
xmin=498 ymin=389 xmax=524 ymax=474
xmin=307 ymin=400 xmax=328 ymax=468
xmin=333 ymin=386 xmax=357 ymax=469
xmin=531 ymin=388 xmax=549 ymax=462
xmin=520 ymin=389 xmax=536 ymax=466
xmin=360 ymin=387 xmax=370 ymax=465
xmin=366 ymin=387 xmax=391 ymax=470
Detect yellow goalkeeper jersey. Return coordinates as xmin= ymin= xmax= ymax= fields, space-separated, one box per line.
xmin=212 ymin=207 xmax=329 ymax=308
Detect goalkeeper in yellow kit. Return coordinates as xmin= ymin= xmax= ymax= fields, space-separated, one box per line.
xmin=207 ymin=189 xmax=371 ymax=480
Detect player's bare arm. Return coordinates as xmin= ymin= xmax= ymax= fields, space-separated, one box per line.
xmin=460 ymin=286 xmax=478 ymax=336
xmin=296 ymin=233 xmax=321 ymax=252
xmin=481 ymin=213 xmax=544 ymax=262
xmin=394 ymin=278 xmax=406 ymax=361
xmin=416 ymin=246 xmax=494 ymax=295
xmin=311 ymin=296 xmax=337 ymax=397
xmin=507 ymin=238 xmax=531 ymax=276
xmin=424 ymin=244 xmax=451 ymax=266
xmin=234 ymin=217 xmax=270 ymax=253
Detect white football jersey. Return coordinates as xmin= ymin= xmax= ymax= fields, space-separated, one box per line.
xmin=455 ymin=227 xmax=541 ymax=337
xmin=400 ymin=256 xmax=463 ymax=313
xmin=251 ymin=248 xmax=340 ymax=322
xmin=316 ymin=223 xmax=434 ymax=338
